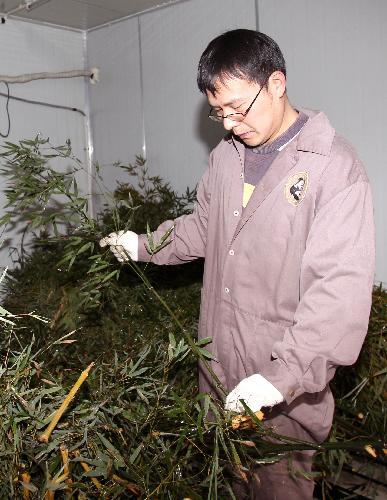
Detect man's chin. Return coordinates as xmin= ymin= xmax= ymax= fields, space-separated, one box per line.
xmin=237 ymin=134 xmax=260 ymax=147
xmin=237 ymin=132 xmax=271 ymax=148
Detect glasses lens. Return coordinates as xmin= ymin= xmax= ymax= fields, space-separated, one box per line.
xmin=209 ymin=113 xmax=222 ymax=122
xmin=227 ymin=113 xmax=244 ymax=122
xmin=208 ymin=109 xmax=222 ymax=122
xmin=208 ymin=111 xmax=244 ymax=123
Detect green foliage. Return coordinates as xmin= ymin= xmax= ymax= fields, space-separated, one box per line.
xmin=109 ymin=155 xmax=196 ymax=234
xmin=3 ymin=321 xmax=379 ymax=499
xmin=0 ymin=139 xmax=196 ymax=314
xmin=0 ymin=137 xmax=92 ymax=234
xmin=0 ymin=316 xmax=224 ymax=498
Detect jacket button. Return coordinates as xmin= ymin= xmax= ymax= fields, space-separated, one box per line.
xmin=229 ymin=249 xmax=234 ymax=256
xmin=239 ymin=172 xmax=244 ymax=179
xmin=224 ymin=287 xmax=230 ymax=294
xmin=233 ymin=210 xmax=239 ymax=216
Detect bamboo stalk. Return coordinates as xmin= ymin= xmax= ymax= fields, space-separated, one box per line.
xmin=38 ymin=363 xmax=94 ymax=443
xmin=21 ymin=472 xmax=30 ymax=500
xmin=75 ymin=451 xmax=102 ymax=491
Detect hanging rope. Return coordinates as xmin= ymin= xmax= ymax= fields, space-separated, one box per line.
xmin=0 ymin=68 xmax=99 ymax=84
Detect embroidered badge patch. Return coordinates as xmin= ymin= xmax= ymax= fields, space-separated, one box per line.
xmin=285 ymin=172 xmax=309 ymax=206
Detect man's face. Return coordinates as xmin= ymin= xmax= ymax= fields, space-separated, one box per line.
xmin=206 ymin=74 xmax=286 ymax=147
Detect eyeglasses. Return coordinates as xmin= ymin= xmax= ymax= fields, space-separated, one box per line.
xmin=208 ymin=83 xmax=266 ymax=123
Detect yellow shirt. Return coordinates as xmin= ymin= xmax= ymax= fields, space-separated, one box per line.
xmin=243 ymin=182 xmax=255 ymax=208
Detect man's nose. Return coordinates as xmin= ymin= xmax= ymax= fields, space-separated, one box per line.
xmin=223 ymin=116 xmax=237 ymax=131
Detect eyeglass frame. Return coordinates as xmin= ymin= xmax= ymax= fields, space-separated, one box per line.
xmin=208 ymin=81 xmax=267 ymax=123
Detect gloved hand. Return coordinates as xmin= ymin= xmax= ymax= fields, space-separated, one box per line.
xmin=225 ymin=374 xmax=284 ymax=413
xmin=99 ymin=230 xmax=138 ymax=262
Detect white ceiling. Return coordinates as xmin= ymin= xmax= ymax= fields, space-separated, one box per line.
xmin=0 ymin=0 xmax=184 ymax=31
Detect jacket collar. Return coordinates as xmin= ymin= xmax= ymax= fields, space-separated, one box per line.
xmin=296 ymin=108 xmax=335 ymax=156
xmin=227 ymin=108 xmax=335 ymax=157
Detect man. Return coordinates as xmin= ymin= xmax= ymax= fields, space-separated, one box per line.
xmin=100 ymin=29 xmax=375 ymax=499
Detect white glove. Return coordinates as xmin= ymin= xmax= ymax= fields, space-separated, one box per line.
xmin=225 ymin=374 xmax=284 ymax=413
xmin=99 ymin=230 xmax=138 ymax=262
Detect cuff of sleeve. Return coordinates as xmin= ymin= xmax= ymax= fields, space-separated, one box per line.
xmin=259 ymin=359 xmax=303 ymax=405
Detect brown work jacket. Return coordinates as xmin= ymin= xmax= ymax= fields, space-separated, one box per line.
xmin=138 ymin=109 xmax=375 ymax=442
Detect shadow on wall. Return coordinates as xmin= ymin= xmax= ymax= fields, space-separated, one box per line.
xmin=195 ymin=99 xmax=226 ymax=152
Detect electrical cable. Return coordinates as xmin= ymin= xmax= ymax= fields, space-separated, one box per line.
xmin=0 ymin=90 xmax=85 ymax=117
xmin=0 ymin=82 xmax=10 ymax=138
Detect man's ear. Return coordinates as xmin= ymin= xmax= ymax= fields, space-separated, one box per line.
xmin=268 ymin=71 xmax=286 ymax=98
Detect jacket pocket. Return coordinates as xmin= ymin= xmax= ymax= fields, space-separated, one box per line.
xmin=245 ymin=315 xmax=287 ymax=376
xmin=222 ymin=306 xmax=287 ymax=388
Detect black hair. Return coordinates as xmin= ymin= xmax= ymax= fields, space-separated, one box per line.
xmin=197 ymin=29 xmax=286 ymax=95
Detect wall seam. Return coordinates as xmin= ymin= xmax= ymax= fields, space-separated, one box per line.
xmin=87 ymin=0 xmax=192 ymax=34
xmin=255 ymin=0 xmax=260 ymax=30
xmin=138 ymin=16 xmax=147 ymax=160
xmin=82 ymin=31 xmax=95 ymax=217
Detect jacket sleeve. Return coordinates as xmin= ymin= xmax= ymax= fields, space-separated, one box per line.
xmin=259 ymin=180 xmax=375 ymax=405
xmin=137 ymin=155 xmax=212 ymax=264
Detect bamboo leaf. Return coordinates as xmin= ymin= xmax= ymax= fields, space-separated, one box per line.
xmin=129 ymin=443 xmax=143 ymax=464
xmin=197 ymin=347 xmax=216 ymax=361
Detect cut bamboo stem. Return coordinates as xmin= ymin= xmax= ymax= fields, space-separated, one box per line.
xmin=75 ymin=451 xmax=102 ymax=491
xmin=60 ymin=444 xmax=72 ymax=488
xmin=364 ymin=444 xmax=377 ymax=458
xmin=55 ymin=473 xmax=69 ymax=483
xmin=231 ymin=410 xmax=264 ymax=430
xmin=21 ymin=472 xmax=31 ymax=500
xmin=38 ymin=363 xmax=94 ymax=443
xmin=44 ymin=472 xmax=69 ymax=500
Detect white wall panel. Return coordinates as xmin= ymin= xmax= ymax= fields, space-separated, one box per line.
xmin=140 ymin=0 xmax=257 ymax=193
xmin=258 ymin=0 xmax=387 ymax=284
xmin=0 ymin=19 xmax=87 ymax=269
xmin=87 ymin=17 xmax=143 ymax=212
xmin=0 ymin=21 xmax=86 ymax=154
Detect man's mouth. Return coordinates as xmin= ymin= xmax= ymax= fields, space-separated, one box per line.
xmin=236 ymin=130 xmax=253 ymax=139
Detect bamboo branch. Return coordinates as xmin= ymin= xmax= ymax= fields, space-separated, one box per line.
xmin=38 ymin=363 xmax=94 ymax=443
